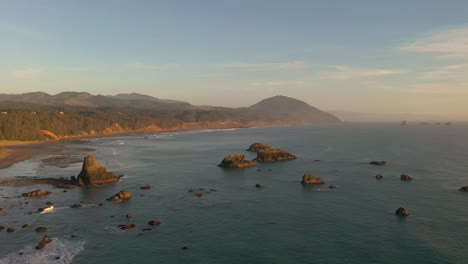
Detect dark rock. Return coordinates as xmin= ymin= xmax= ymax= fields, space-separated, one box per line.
xmin=7 ymin=227 xmax=15 ymax=233
xmin=36 ymin=235 xmax=52 ymax=249
xmin=255 ymin=184 xmax=264 ymax=188
xmin=181 ymin=246 xmax=189 ymax=250
xmin=21 ymin=190 xmax=51 ymax=197
xmin=246 ymin=143 xmax=272 ymax=152
xmin=459 ymin=186 xmax=468 ymax=192
xmin=140 ymin=185 xmax=152 ymax=190
xmin=119 ymin=224 xmax=136 ymax=230
xmin=301 ymin=173 xmax=325 ymax=184
xmin=107 ymin=190 xmax=132 ymax=202
xmin=126 ymin=213 xmax=132 ymax=219
xmin=375 ymin=174 xmax=384 ymax=179
xmin=400 ymin=174 xmax=413 ymax=181
xmin=329 ymin=185 xmax=336 ymax=189
xmin=71 ymin=204 xmax=83 ymax=208
xmin=45 ymin=201 xmax=54 ymax=205
xmin=255 ymin=149 xmax=297 ymax=162
xmin=71 ymin=235 xmax=78 ymax=238
xmin=98 ymin=203 xmax=104 ymax=206
xmin=148 ymin=220 xmax=161 ymax=226
xmin=75 ymin=155 xmax=118 ymax=186
xmin=56 ymin=257 xmax=60 ymax=260
xmin=35 ymin=226 xmax=48 ymax=232
xmin=370 ymin=161 xmax=388 ymax=165
xmin=395 ymin=207 xmax=410 ymax=216
xmin=22 ymin=224 xmax=30 ymax=228
xmin=218 ymin=154 xmax=256 ymax=168
xmin=142 ymin=228 xmax=153 ymax=231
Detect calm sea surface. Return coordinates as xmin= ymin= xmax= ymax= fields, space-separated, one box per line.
xmin=1 ymin=123 xmax=467 ymax=264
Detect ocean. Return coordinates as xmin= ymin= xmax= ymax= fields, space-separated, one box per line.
xmin=0 ymin=123 xmax=467 ymax=264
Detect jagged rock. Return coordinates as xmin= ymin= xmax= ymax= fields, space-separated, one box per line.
xmin=75 ymin=155 xmax=118 ymax=186
xmin=108 ymin=190 xmax=132 ymax=202
xmin=21 ymin=190 xmax=51 ymax=197
xmin=36 ymin=235 xmax=52 ymax=249
xmin=255 ymin=149 xmax=297 ymax=162
xmin=218 ymin=154 xmax=256 ymax=168
xmin=148 ymin=220 xmax=161 ymax=226
xmin=35 ymin=227 xmax=48 ymax=232
xmin=246 ymin=143 xmax=272 ymax=152
xmin=375 ymin=174 xmax=384 ymax=179
xmin=7 ymin=227 xmax=15 ymax=233
xmin=370 ymin=161 xmax=388 ymax=165
xmin=71 ymin=204 xmax=83 ymax=208
xmin=459 ymin=186 xmax=468 ymax=192
xmin=400 ymin=174 xmax=413 ymax=181
xmin=301 ymin=173 xmax=325 ymax=184
xmin=395 ymin=207 xmax=410 ymax=216
xmin=140 ymin=185 xmax=152 ymax=190
xmin=255 ymin=184 xmax=264 ymax=188
xmin=119 ymin=224 xmax=136 ymax=230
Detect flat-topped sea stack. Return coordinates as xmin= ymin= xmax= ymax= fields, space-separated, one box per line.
xmin=75 ymin=155 xmax=118 ymax=186
xmin=255 ymin=149 xmax=297 ymax=162
xmin=301 ymin=173 xmax=325 ymax=184
xmin=218 ymin=154 xmax=256 ymax=168
xmin=246 ymin=143 xmax=272 ymax=152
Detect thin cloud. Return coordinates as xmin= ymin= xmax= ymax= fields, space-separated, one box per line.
xmin=131 ymin=62 xmax=160 ymax=70
xmin=400 ymin=25 xmax=468 ymax=59
xmin=319 ymin=66 xmax=402 ymax=80
xmin=250 ymin=81 xmax=304 ymax=87
xmin=421 ymin=64 xmax=468 ymax=80
xmin=224 ymin=61 xmax=306 ymax=71
xmin=12 ymin=68 xmax=42 ymax=78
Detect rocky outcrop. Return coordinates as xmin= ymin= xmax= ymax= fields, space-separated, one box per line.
xmin=370 ymin=161 xmax=388 ymax=165
xmin=218 ymin=154 xmax=256 ymax=168
xmin=21 ymin=190 xmax=51 ymax=197
xmin=108 ymin=190 xmax=132 ymax=202
xmin=246 ymin=143 xmax=272 ymax=152
xmin=36 ymin=235 xmax=52 ymax=249
xmin=75 ymin=155 xmax=118 ymax=186
xmin=255 ymin=149 xmax=297 ymax=162
xmin=301 ymin=174 xmax=325 ymax=184
xmin=395 ymin=207 xmax=410 ymax=216
xmin=459 ymin=186 xmax=468 ymax=192
xmin=400 ymin=174 xmax=413 ymax=181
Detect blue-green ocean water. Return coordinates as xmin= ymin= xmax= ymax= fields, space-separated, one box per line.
xmin=1 ymin=123 xmax=468 ymax=264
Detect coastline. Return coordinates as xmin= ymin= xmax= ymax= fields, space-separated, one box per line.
xmin=0 ymin=121 xmax=295 ymax=170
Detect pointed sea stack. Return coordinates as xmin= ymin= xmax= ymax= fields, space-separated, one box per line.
xmin=75 ymin=155 xmax=118 ymax=186
xmin=246 ymin=143 xmax=272 ymax=152
xmin=255 ymin=149 xmax=297 ymax=162
xmin=218 ymin=154 xmax=256 ymax=168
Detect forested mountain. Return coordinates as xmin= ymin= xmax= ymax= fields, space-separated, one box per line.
xmin=0 ymin=93 xmax=340 ymax=141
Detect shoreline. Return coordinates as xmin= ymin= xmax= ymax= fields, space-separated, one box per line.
xmin=0 ymin=121 xmax=294 ymax=170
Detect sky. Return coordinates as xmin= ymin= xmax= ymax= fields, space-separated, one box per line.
xmin=1 ymin=0 xmax=468 ymax=121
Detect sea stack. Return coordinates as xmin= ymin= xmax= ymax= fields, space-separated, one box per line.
xmin=218 ymin=154 xmax=256 ymax=168
xmin=246 ymin=143 xmax=272 ymax=152
xmin=255 ymin=149 xmax=297 ymax=162
xmin=75 ymin=155 xmax=118 ymax=186
xmin=301 ymin=173 xmax=325 ymax=184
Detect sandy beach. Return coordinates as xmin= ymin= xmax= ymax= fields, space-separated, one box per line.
xmin=0 ymin=141 xmax=65 ymax=169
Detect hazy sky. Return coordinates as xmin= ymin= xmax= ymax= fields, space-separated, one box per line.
xmin=1 ymin=0 xmax=468 ymax=120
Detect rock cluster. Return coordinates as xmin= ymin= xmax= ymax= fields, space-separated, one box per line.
xmin=301 ymin=173 xmax=325 ymax=184
xmin=246 ymin=143 xmax=272 ymax=152
xmin=108 ymin=190 xmax=132 ymax=202
xmin=218 ymin=154 xmax=256 ymax=168
xmin=255 ymin=149 xmax=297 ymax=162
xmin=21 ymin=190 xmax=51 ymax=197
xmin=74 ymin=155 xmax=118 ymax=186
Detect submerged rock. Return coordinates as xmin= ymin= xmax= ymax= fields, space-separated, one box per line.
xmin=395 ymin=207 xmax=410 ymax=216
xmin=148 ymin=220 xmax=161 ymax=226
xmin=7 ymin=227 xmax=15 ymax=233
xmin=22 ymin=224 xmax=30 ymax=228
xmin=400 ymin=174 xmax=413 ymax=181
xmin=119 ymin=224 xmax=136 ymax=230
xmin=370 ymin=161 xmax=388 ymax=165
xmin=218 ymin=154 xmax=256 ymax=168
xmin=246 ymin=143 xmax=272 ymax=152
xmin=36 ymin=235 xmax=52 ymax=249
xmin=140 ymin=185 xmax=152 ymax=190
xmin=35 ymin=227 xmax=48 ymax=232
xmin=255 ymin=149 xmax=297 ymax=162
xmin=75 ymin=155 xmax=118 ymax=186
xmin=108 ymin=190 xmax=132 ymax=202
xmin=329 ymin=185 xmax=336 ymax=189
xmin=196 ymin=192 xmax=203 ymax=197
xmin=21 ymin=190 xmax=51 ymax=197
xmin=301 ymin=173 xmax=325 ymax=184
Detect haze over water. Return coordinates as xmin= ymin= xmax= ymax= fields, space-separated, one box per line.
xmin=1 ymin=123 xmax=467 ymax=263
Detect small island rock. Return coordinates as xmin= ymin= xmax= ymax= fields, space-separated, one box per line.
xmin=301 ymin=173 xmax=325 ymax=184
xmin=218 ymin=154 xmax=256 ymax=168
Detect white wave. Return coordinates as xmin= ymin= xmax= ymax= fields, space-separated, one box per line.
xmin=39 ymin=206 xmax=54 ymax=214
xmin=0 ymin=238 xmax=85 ymax=264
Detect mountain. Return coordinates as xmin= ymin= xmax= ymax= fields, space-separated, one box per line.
xmin=109 ymin=93 xmax=187 ymax=105
xmin=246 ymin=95 xmax=340 ymax=123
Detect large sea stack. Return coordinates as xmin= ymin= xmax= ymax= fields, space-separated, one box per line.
xmin=218 ymin=154 xmax=256 ymax=168
xmin=75 ymin=155 xmax=118 ymax=186
xmin=255 ymin=149 xmax=297 ymax=162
